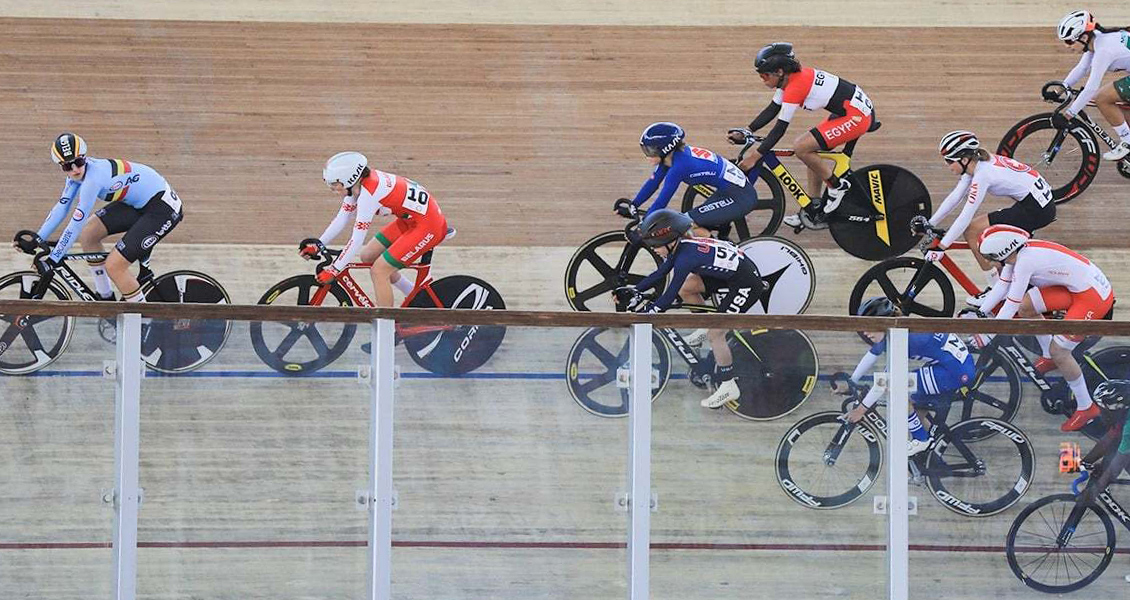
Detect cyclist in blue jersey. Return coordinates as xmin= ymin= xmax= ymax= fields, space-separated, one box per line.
xmin=838 ymin=298 xmax=975 ymax=455
xmin=615 ymin=122 xmax=758 ymax=239
xmin=1077 ymin=381 xmax=1130 ymax=507
xmin=14 ymin=133 xmax=183 ymax=303
xmin=614 ymin=209 xmax=766 ymax=409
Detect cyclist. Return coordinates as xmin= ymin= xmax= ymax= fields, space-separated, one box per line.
xmin=974 ymin=225 xmax=1115 ymax=431
xmin=838 ymin=298 xmax=975 ymax=456
xmin=1053 ymin=10 xmax=1130 ymax=161
xmin=16 ymin=133 xmax=183 ymax=303
xmin=917 ymin=131 xmax=1056 ymax=304
xmin=731 ymin=42 xmax=877 ymax=226
xmin=303 ymin=151 xmax=448 ymax=308
xmin=617 ymin=122 xmax=759 ymax=239
xmin=1076 ymin=380 xmax=1130 ymax=508
xmin=614 ymin=209 xmax=767 ymax=409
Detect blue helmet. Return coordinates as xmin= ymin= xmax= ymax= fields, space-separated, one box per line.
xmin=640 ymin=122 xmax=685 ymax=159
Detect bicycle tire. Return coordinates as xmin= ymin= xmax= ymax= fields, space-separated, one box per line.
xmin=1005 ymin=493 xmax=1115 ymax=593
xmin=679 ymin=167 xmax=786 ymax=242
xmin=402 ymin=275 xmax=506 ymax=375
xmin=925 ymin=417 xmax=1034 ymax=516
xmin=564 ymin=230 xmax=665 ymax=312
xmin=997 ymin=113 xmax=1099 ymax=204
xmin=565 ymin=327 xmax=671 ymax=417
xmin=249 ymin=275 xmax=357 ymax=375
xmin=138 ymin=271 xmax=231 ymax=373
xmin=0 ymin=271 xmax=75 ymax=375
xmin=727 ymin=329 xmax=818 ymax=421
xmin=735 ymin=236 xmax=816 ymax=315
xmin=828 ymin=164 xmax=931 ymax=261
xmin=848 ymin=256 xmax=955 ymax=318
xmin=775 ymin=411 xmax=883 ymax=509
xmin=953 ymin=347 xmax=1023 ymax=440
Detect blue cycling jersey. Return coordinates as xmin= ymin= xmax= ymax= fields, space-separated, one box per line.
xmin=631 ymin=145 xmax=750 ymax=216
xmin=870 ymin=332 xmax=976 ymax=394
xmin=38 ymin=158 xmax=172 ymax=261
xmin=636 ymin=237 xmax=751 ymax=311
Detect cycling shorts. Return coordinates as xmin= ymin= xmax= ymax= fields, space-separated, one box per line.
xmin=988 ymin=195 xmax=1056 ymax=234
xmin=97 ymin=190 xmax=182 ymax=263
xmin=811 ymin=107 xmax=873 ymax=151
xmin=688 ymin=183 xmax=759 ymax=230
xmin=1114 ymin=75 xmax=1130 ymax=103
xmin=708 ymin=259 xmax=766 ymax=314
xmin=374 ymin=213 xmax=448 ymax=269
xmin=1028 ymin=285 xmax=1115 ymax=349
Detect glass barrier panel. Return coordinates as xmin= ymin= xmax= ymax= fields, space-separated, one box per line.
xmin=0 ymin=314 xmax=115 ymax=597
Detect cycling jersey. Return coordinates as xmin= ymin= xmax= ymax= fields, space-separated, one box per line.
xmin=319 ymin=169 xmax=446 ymax=272
xmin=37 ymin=158 xmax=177 ymax=262
xmin=1064 ymin=29 xmax=1130 ymax=116
xmin=930 ymin=155 xmax=1056 ymax=248
xmin=853 ymin=332 xmax=974 ymax=393
xmin=635 ymin=237 xmax=762 ymax=312
xmin=772 ymin=67 xmax=873 ymax=124
xmin=980 ymin=241 xmax=1113 ymax=321
xmin=631 ymin=145 xmax=749 ymax=216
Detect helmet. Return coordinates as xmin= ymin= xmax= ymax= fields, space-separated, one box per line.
xmin=978 ymin=224 xmax=1030 ymax=262
xmin=857 ymin=296 xmax=900 ymax=318
xmin=638 ymin=209 xmax=692 ymax=247
xmin=1094 ymin=380 xmax=1130 ymax=411
xmin=1057 ymin=10 xmax=1095 ymax=43
xmin=754 ymin=42 xmax=800 ymax=74
xmin=51 ymin=133 xmax=87 ymax=165
xmin=938 ymin=130 xmax=980 ymax=161
xmin=323 ymin=151 xmax=368 ymax=189
xmin=639 ymin=122 xmax=685 ymax=159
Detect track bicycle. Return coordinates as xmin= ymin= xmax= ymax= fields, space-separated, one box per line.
xmin=774 ymin=373 xmax=1035 ymax=516
xmin=1005 ymin=468 xmax=1130 ymax=593
xmin=0 ymin=230 xmax=231 ymax=374
xmin=998 ymin=81 xmax=1130 ymax=203
xmin=681 ymin=128 xmax=932 ymax=261
xmin=249 ymin=240 xmax=506 ymax=376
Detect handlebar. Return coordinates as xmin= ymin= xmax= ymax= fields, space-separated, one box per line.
xmin=1072 ymin=470 xmax=1090 ymax=496
xmin=727 ymin=128 xmax=765 ymax=165
xmin=914 ymin=221 xmax=947 ymax=253
xmin=1042 ymin=81 xmax=1078 ymax=111
xmin=13 ymin=229 xmax=50 ymax=255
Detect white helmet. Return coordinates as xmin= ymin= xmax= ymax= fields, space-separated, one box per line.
xmin=1057 ymin=10 xmax=1095 ymax=43
xmin=939 ymin=130 xmax=980 ymax=161
xmin=323 ymin=151 xmax=368 ymax=189
xmin=978 ymin=224 xmax=1030 ymax=262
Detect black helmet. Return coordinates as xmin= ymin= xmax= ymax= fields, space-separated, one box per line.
xmin=1094 ymin=380 xmax=1130 ymax=411
xmin=754 ymin=42 xmax=800 ymax=74
xmin=638 ymin=209 xmax=693 ymax=247
xmin=857 ymin=297 xmax=900 ymax=318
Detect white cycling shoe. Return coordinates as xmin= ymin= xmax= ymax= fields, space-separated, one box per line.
xmin=965 ymin=289 xmax=989 ymax=307
xmin=823 ymin=179 xmax=852 ymax=214
xmin=684 ymin=328 xmax=709 ymax=346
xmin=907 ymin=436 xmax=934 ymax=457
xmin=1103 ymin=141 xmax=1130 ymax=161
xmin=701 ymin=379 xmax=740 ymax=409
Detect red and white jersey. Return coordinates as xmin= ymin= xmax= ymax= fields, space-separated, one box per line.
xmin=931 ymin=155 xmax=1054 ymax=248
xmin=980 ymin=240 xmax=1113 ymax=320
xmin=318 ymin=169 xmax=443 ymax=271
xmin=772 ymin=67 xmax=872 ymax=123
xmin=1065 ymin=29 xmax=1130 ymax=116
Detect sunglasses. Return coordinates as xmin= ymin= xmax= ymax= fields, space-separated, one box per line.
xmin=60 ymin=157 xmax=86 ymax=172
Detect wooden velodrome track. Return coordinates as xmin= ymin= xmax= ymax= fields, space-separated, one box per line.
xmin=3 ymin=2 xmax=1130 ymax=598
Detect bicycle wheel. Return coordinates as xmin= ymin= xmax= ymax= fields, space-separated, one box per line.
xmin=565 ymin=327 xmax=671 ymax=417
xmin=775 ymin=412 xmax=883 ymax=509
xmin=848 ymin=257 xmax=955 ymax=318
xmin=828 ymin=164 xmax=931 ymax=261
xmin=0 ymin=271 xmax=75 ymax=375
xmin=727 ymin=329 xmax=818 ymax=420
xmin=925 ymin=418 xmax=1034 ymax=516
xmin=997 ymin=113 xmax=1099 ymax=204
xmin=141 ymin=270 xmax=231 ymax=373
xmin=735 ymin=236 xmax=816 ymax=315
xmin=951 ymin=347 xmax=1023 ymax=440
xmin=564 ymin=230 xmax=665 ymax=312
xmin=679 ymin=168 xmax=786 ymax=242
xmin=1006 ymin=493 xmax=1115 ymax=593
xmin=249 ymin=275 xmax=356 ymax=375
xmin=402 ymin=275 xmax=506 ymax=375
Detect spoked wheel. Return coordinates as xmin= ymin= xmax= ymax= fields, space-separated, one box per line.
xmin=141 ymin=270 xmax=231 ymax=373
xmin=401 ymin=275 xmax=506 ymax=375
xmin=848 ymin=257 xmax=955 ymax=317
xmin=250 ymin=275 xmax=356 ymax=375
xmin=829 ymin=164 xmax=931 ymax=261
xmin=775 ymin=412 xmax=883 ymax=509
xmin=564 ymin=230 xmax=665 ymax=311
xmin=997 ymin=113 xmax=1099 ymax=204
xmin=924 ymin=418 xmax=1034 ymax=517
xmin=1006 ymin=493 xmax=1115 ymax=593
xmin=565 ymin=327 xmax=671 ymax=417
xmin=0 ymin=271 xmax=75 ymax=375
xmin=727 ymin=329 xmax=818 ymax=420
xmin=679 ymin=168 xmax=786 ymax=242
xmin=951 ymin=347 xmax=1023 ymax=440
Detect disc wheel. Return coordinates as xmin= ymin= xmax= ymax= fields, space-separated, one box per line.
xmin=829 ymin=164 xmax=931 ymax=261
xmin=997 ymin=113 xmax=1099 ymax=204
xmin=402 ymin=275 xmax=506 ymax=375
xmin=141 ymin=270 xmax=231 ymax=373
xmin=249 ymin=275 xmax=356 ymax=375
xmin=564 ymin=230 xmax=665 ymax=311
xmin=727 ymin=329 xmax=818 ymax=421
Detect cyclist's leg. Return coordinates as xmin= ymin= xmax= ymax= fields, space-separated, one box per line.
xmin=373 ymin=216 xmax=446 ymax=307
xmin=361 ymin=223 xmax=413 ymax=296
xmin=109 ymin=197 xmax=181 ymax=302
xmin=701 ymin=262 xmax=764 ymax=408
xmin=797 ymin=109 xmax=871 ymax=211
xmin=82 ymin=203 xmax=136 ymax=299
xmin=685 ymin=184 xmax=757 ymax=237
xmin=1099 ymin=78 xmax=1130 ymax=159
xmin=983 ymin=201 xmax=1057 ymax=282
xmin=963 ymin=214 xmax=995 ymax=274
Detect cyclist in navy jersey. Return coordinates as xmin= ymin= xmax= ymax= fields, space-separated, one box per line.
xmin=839 ymin=298 xmax=975 ymax=456
xmin=615 ymin=209 xmax=766 ymax=409
xmin=615 ymin=122 xmax=758 ymax=239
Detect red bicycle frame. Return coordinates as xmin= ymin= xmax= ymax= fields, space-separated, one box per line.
xmin=308 ymin=253 xmax=449 ymax=336
xmin=926 ymin=239 xmax=982 ymax=297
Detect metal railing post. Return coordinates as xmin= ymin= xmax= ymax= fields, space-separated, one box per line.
xmin=627 ymin=323 xmax=652 ymax=600
xmin=368 ymin=318 xmax=396 ymax=600
xmin=111 ymin=313 xmax=142 ymax=600
xmin=886 ymin=327 xmax=909 ymax=600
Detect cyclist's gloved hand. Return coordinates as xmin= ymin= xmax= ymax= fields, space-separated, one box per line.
xmin=612 ymin=285 xmax=644 ymax=312
xmin=968 ymin=332 xmax=994 ymax=350
xmin=315 ymin=264 xmax=341 ymax=285
xmin=1042 ymin=81 xmax=1067 ymax=102
xmin=727 ymin=128 xmax=753 ymax=145
xmin=1051 ymin=111 xmax=1072 ymax=130
xmin=613 ymin=198 xmax=638 ymax=219
xmin=298 ymin=238 xmax=324 ymax=260
xmin=909 ymin=215 xmax=930 ymax=235
xmin=34 ymin=254 xmax=59 ymax=277
xmin=924 ymin=249 xmax=944 ymax=263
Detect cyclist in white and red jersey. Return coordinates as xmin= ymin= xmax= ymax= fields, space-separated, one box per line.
xmin=732 ymin=42 xmax=877 ymax=225
xmin=919 ymin=131 xmax=1056 ymax=302
xmin=975 ymin=225 xmax=1115 ymax=432
xmin=301 ymin=152 xmax=447 ymax=308
xmin=1053 ymin=10 xmax=1130 ymax=160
